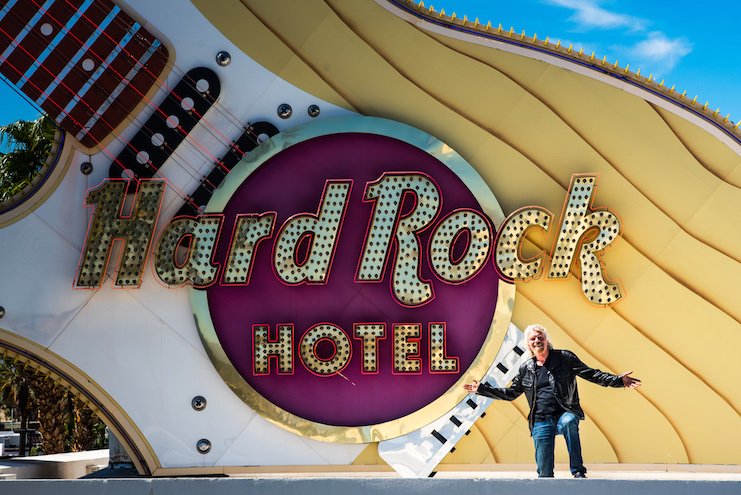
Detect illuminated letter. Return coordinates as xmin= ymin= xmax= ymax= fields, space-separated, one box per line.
xmin=393 ymin=324 xmax=421 ymax=374
xmin=253 ymin=324 xmax=294 ymax=375
xmin=429 ymin=209 xmax=491 ymax=283
xmin=75 ymin=179 xmax=165 ymax=288
xmin=154 ymin=215 xmax=223 ymax=287
xmin=353 ymin=323 xmax=386 ymax=374
xmin=357 ymin=173 xmax=440 ymax=306
xmin=429 ymin=323 xmax=459 ymax=373
xmin=222 ymin=213 xmax=276 ymax=284
xmin=299 ymin=324 xmax=352 ymax=376
xmin=494 ymin=206 xmax=553 ymax=280
xmin=548 ymin=175 xmax=623 ymax=304
xmin=273 ymin=181 xmax=351 ymax=284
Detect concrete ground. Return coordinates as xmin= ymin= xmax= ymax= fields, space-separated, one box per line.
xmin=0 ymin=461 xmax=739 ymax=495
xmin=232 ymin=463 xmax=741 ymax=480
xmin=2 ymin=475 xmax=739 ymax=495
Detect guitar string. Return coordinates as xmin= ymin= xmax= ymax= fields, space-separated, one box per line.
xmin=22 ymin=0 xmax=243 ymax=187
xmin=53 ymin=0 xmax=259 ymax=150
xmin=11 ymin=0 xmax=267 ymax=212
xmin=57 ymin=0 xmax=262 ymax=159
xmin=0 ymin=6 xmax=220 ymax=200
xmin=0 ymin=25 xmax=202 ymax=211
xmin=72 ymin=0 xmax=258 ymax=147
xmin=0 ymin=12 xmax=202 ymax=194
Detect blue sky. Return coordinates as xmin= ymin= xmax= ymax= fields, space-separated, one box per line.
xmin=1 ymin=0 xmax=739 ymax=127
xmin=445 ymin=0 xmax=741 ymax=121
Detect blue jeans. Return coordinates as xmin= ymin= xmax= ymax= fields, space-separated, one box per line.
xmin=532 ymin=411 xmax=585 ymax=477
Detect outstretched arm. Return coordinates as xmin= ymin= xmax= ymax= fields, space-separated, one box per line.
xmin=462 ymin=374 xmax=525 ymax=401
xmin=565 ymin=351 xmax=641 ymax=388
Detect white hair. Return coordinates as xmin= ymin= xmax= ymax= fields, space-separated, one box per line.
xmin=523 ymin=324 xmax=553 ymax=355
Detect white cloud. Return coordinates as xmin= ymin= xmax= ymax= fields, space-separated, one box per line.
xmin=546 ymin=0 xmax=645 ymax=31
xmin=625 ymin=32 xmax=692 ymax=74
xmin=631 ymin=32 xmax=692 ymax=61
xmin=543 ymin=1 xmax=692 ymax=75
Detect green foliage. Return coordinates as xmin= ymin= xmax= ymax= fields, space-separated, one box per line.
xmin=0 ymin=115 xmax=56 ymax=202
xmin=0 ymin=356 xmax=108 ymax=455
xmin=0 ymin=357 xmax=36 ymax=456
xmin=91 ymin=420 xmax=109 ymax=450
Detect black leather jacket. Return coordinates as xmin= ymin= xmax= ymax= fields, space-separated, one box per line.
xmin=476 ymin=349 xmax=624 ymax=432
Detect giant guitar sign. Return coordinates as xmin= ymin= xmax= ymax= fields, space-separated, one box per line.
xmin=0 ymin=0 xmax=738 ymax=477
xmin=73 ymin=116 xmax=622 ymax=441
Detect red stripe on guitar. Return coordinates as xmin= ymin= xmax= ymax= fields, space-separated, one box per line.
xmin=0 ymin=1 xmax=38 ymax=59
xmin=49 ymin=10 xmax=144 ymax=138
xmin=85 ymin=42 xmax=167 ymax=147
xmin=73 ymin=19 xmax=166 ymax=146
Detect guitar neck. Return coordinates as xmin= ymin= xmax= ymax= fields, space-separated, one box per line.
xmin=0 ymin=0 xmax=168 ymax=148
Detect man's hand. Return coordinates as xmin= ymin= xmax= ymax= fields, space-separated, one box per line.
xmin=619 ymin=371 xmax=641 ymax=389
xmin=463 ymin=379 xmax=480 ymax=393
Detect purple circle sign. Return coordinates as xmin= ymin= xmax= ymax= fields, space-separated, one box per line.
xmin=197 ymin=117 xmax=511 ymax=441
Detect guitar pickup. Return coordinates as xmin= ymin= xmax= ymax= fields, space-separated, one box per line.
xmin=107 ymin=66 xmax=220 ymax=188
xmin=176 ymin=121 xmax=279 ymax=217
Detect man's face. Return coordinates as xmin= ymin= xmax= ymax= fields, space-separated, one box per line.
xmin=528 ymin=330 xmax=548 ymax=354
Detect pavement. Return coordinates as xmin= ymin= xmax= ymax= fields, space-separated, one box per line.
xmin=227 ymin=463 xmax=741 ymax=481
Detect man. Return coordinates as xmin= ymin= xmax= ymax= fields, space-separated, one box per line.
xmin=463 ymin=324 xmax=641 ymax=478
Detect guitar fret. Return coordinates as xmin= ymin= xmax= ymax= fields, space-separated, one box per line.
xmin=20 ymin=0 xmax=112 ymax=104
xmin=34 ymin=6 xmax=119 ymax=107
xmin=0 ymin=0 xmax=35 ymax=61
xmin=62 ymin=7 xmax=167 ymax=147
xmin=0 ymin=0 xmax=55 ymax=66
xmin=21 ymin=0 xmax=94 ymax=84
xmin=0 ymin=0 xmax=20 ymax=23
xmin=5 ymin=0 xmax=81 ymax=83
xmin=50 ymin=8 xmax=142 ymax=140
xmin=56 ymin=21 xmax=140 ymax=127
xmin=76 ymin=38 xmax=161 ymax=143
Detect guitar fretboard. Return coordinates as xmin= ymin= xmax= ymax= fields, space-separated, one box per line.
xmin=0 ymin=0 xmax=168 ymax=148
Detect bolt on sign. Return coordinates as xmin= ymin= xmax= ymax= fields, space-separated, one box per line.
xmin=74 ymin=117 xmax=622 ymax=441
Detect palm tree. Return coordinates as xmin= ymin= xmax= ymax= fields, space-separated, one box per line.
xmin=0 ymin=357 xmax=36 ymax=456
xmin=0 ymin=356 xmax=108 ymax=455
xmin=29 ymin=373 xmax=71 ymax=454
xmin=0 ymin=115 xmax=56 ymax=201
xmin=72 ymin=397 xmax=106 ymax=451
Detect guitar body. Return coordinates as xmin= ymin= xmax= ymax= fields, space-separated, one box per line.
xmin=0 ymin=0 xmax=738 ymax=476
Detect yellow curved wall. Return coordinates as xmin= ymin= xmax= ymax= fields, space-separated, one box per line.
xmin=194 ymin=0 xmax=740 ymax=465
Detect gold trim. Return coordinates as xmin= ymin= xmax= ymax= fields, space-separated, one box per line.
xmin=0 ymin=328 xmax=160 ymax=475
xmin=193 ymin=281 xmax=514 ymax=443
xmin=192 ymin=115 xmax=514 ymax=442
xmin=0 ymin=129 xmax=73 ymax=228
